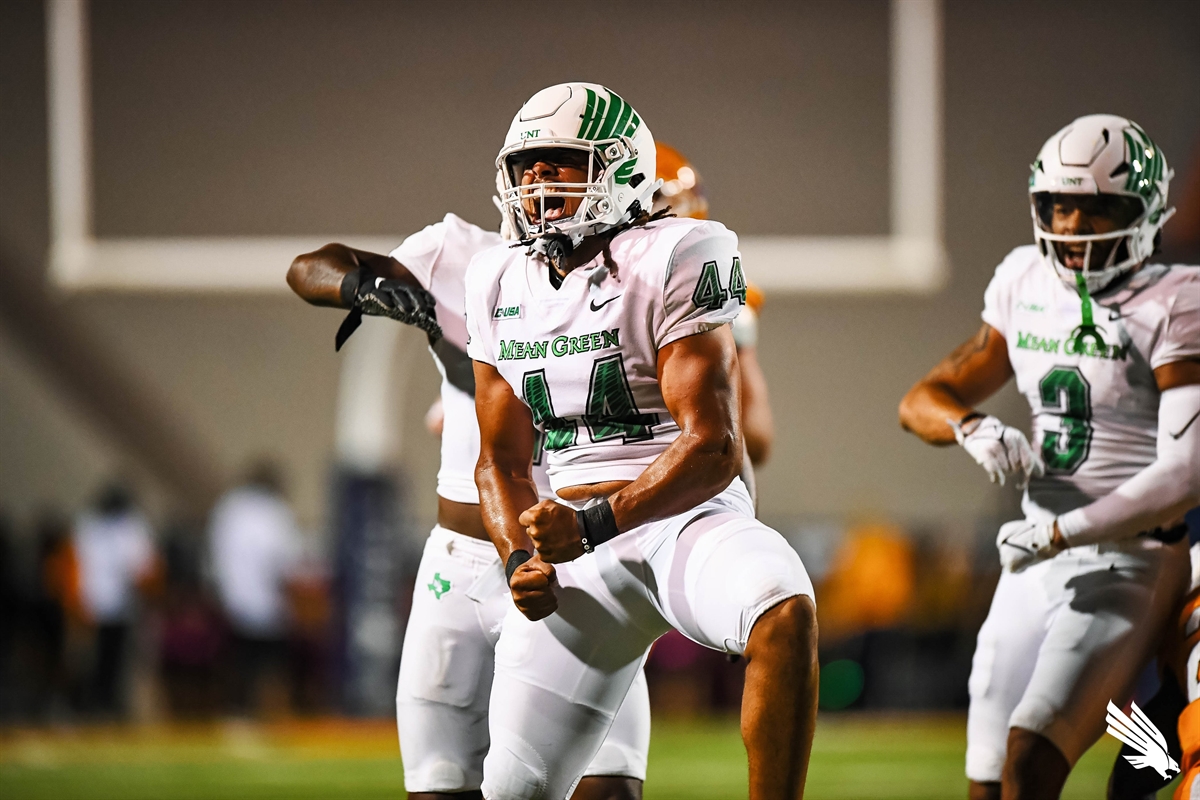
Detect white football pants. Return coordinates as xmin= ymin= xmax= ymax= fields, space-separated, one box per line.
xmin=481 ymin=479 xmax=815 ymax=800
xmin=396 ymin=525 xmax=651 ymax=793
xmin=965 ymin=537 xmax=1189 ymax=782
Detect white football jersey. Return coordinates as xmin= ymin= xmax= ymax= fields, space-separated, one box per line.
xmin=390 ymin=213 xmax=552 ymax=503
xmin=465 ymin=218 xmax=745 ymax=492
xmin=982 ymin=245 xmax=1200 ymax=520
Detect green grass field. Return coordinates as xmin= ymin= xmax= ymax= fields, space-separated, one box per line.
xmin=0 ymin=714 xmax=1178 ymax=799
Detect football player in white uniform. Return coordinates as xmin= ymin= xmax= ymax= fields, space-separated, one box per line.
xmin=466 ymin=82 xmax=817 ymax=800
xmin=287 ymin=224 xmax=650 ymax=797
xmin=899 ymin=114 xmax=1200 ymax=799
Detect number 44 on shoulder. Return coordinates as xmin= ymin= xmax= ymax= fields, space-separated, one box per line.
xmin=692 ymin=258 xmax=746 ymax=310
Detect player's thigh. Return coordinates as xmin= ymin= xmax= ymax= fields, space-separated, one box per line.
xmin=1012 ymin=542 xmax=1189 ymax=766
xmin=582 ymin=665 xmax=651 ymax=781
xmin=483 ymin=559 xmax=664 ymax=800
xmin=396 ymin=533 xmax=498 ymax=792
xmin=650 ymin=511 xmax=814 ymax=655
xmin=965 ymin=564 xmax=1052 ymax=783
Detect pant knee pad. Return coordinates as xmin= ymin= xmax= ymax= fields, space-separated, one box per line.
xmin=408 ymin=760 xmax=470 ymax=794
xmin=481 ymin=734 xmax=548 ymax=800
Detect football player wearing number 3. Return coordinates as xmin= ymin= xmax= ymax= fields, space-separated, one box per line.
xmin=900 ymin=114 xmax=1200 ymax=800
xmin=466 ymin=82 xmax=817 ymax=800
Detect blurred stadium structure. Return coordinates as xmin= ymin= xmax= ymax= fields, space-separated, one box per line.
xmin=1 ymin=0 xmax=1198 ymax=795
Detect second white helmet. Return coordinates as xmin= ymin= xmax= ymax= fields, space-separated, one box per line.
xmin=1029 ymin=114 xmax=1174 ymax=294
xmin=496 ymin=83 xmax=661 ymax=249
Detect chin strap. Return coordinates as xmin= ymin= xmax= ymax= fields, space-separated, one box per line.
xmin=1068 ymin=270 xmax=1109 ymax=353
xmin=524 ymin=204 xmax=675 ymax=281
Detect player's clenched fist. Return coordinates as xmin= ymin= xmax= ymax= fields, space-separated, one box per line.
xmin=507 ymin=554 xmax=559 ymax=620
xmin=520 ymin=500 xmax=585 ymax=563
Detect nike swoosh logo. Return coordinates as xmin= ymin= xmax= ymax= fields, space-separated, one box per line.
xmin=590 ymin=295 xmax=622 ymax=312
xmin=1170 ymin=409 xmax=1200 ymax=440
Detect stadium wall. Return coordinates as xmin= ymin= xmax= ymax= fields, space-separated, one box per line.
xmin=1 ymin=0 xmax=1197 ymax=531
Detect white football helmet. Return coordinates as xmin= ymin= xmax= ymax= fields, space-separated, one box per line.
xmin=1029 ymin=114 xmax=1174 ymax=294
xmin=496 ymin=83 xmax=661 ymax=252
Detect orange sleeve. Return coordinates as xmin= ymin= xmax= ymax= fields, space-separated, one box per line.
xmin=1179 ymin=700 xmax=1200 ymax=769
xmin=1172 ymin=589 xmax=1200 ymax=794
xmin=745 ymin=283 xmax=765 ymax=313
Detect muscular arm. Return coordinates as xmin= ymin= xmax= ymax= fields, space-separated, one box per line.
xmin=607 ymin=326 xmax=744 ymax=532
xmin=473 ymin=360 xmax=559 ymax=619
xmin=899 ymin=323 xmax=1014 ymax=445
xmin=473 ymin=361 xmax=540 ymax=562
xmin=286 ymin=243 xmax=420 ymax=308
xmin=738 ymin=344 xmax=774 ymax=465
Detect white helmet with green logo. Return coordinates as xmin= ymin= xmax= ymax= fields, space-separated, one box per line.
xmin=496 ymin=83 xmax=661 ymax=250
xmin=1029 ymin=114 xmax=1174 ymax=294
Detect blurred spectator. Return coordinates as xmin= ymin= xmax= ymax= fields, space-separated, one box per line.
xmin=74 ymin=483 xmax=159 ymax=717
xmin=159 ymin=524 xmax=225 ymax=718
xmin=26 ymin=513 xmax=83 ymax=717
xmin=817 ymin=520 xmax=916 ymax=642
xmin=0 ymin=512 xmax=16 ymax=718
xmin=209 ymin=460 xmax=302 ymax=716
xmin=286 ymin=561 xmax=333 ymax=713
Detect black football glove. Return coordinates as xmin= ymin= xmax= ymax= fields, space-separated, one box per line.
xmin=358 ymin=278 xmax=441 ymax=335
xmin=335 ymin=276 xmax=443 ymax=351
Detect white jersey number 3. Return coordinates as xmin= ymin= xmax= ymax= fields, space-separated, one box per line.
xmin=1039 ymin=366 xmax=1093 ymax=474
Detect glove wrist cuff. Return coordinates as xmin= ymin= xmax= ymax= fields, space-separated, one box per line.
xmin=949 ymin=412 xmax=990 ymax=445
xmin=340 ymin=267 xmax=371 ymax=308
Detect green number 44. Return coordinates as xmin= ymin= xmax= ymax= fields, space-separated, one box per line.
xmin=693 ymin=258 xmax=746 ymax=310
xmin=523 ymin=355 xmax=658 ymax=452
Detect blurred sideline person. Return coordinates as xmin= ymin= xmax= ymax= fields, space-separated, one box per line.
xmin=467 ymin=82 xmax=817 ymax=800
xmin=30 ymin=514 xmax=84 ymax=717
xmin=900 ymin=115 xmax=1199 ymax=799
xmin=74 ymin=483 xmax=158 ymax=717
xmin=209 ymin=461 xmax=302 ymax=716
xmin=288 ymin=166 xmax=649 ymax=799
xmin=653 ymin=142 xmax=774 ymax=472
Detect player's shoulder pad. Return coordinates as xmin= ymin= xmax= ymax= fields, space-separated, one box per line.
xmin=991 ymin=244 xmax=1041 ymax=283
xmin=664 ymin=218 xmax=739 ymax=282
xmin=1163 ymin=263 xmax=1200 ymax=312
xmin=388 ymin=215 xmax=452 ymax=271
xmin=463 ymin=239 xmax=515 ymax=304
xmin=441 ymin=212 xmax=503 ymax=249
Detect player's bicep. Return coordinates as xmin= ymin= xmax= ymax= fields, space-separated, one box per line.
xmin=473 ymin=360 xmax=536 ymax=477
xmin=657 ymin=326 xmax=741 ymax=445
xmin=921 ymin=323 xmax=1013 ymax=405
